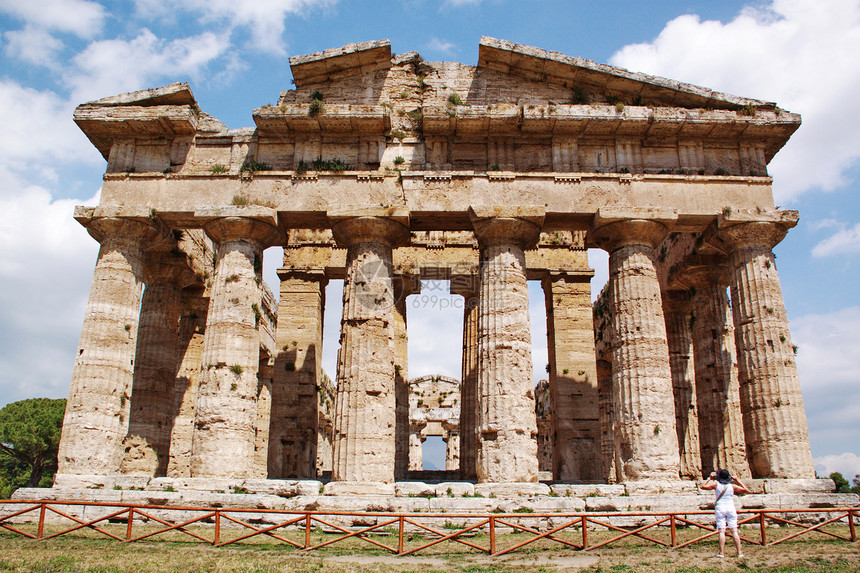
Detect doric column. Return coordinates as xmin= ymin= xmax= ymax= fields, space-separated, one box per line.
xmin=714 ymin=214 xmax=814 ymax=478
xmin=591 ymin=210 xmax=681 ymax=481
xmin=450 ymin=275 xmax=479 ymax=480
xmin=683 ymin=266 xmax=750 ymax=478
xmin=542 ymin=270 xmax=601 ymax=481
xmin=190 ymin=213 xmax=281 ymax=478
xmin=470 ymin=206 xmax=544 ymax=483
xmin=330 ymin=209 xmax=410 ymax=482
xmin=121 ymin=251 xmax=194 ymax=476
xmin=167 ymin=288 xmax=208 ymax=477
xmin=394 ymin=275 xmax=420 ymax=480
xmin=408 ymin=417 xmax=427 ymax=471
xmin=269 ymin=268 xmax=327 ymax=479
xmin=662 ymin=291 xmax=702 ymax=480
xmin=442 ymin=419 xmax=461 ymax=471
xmin=58 ymin=217 xmax=167 ymax=475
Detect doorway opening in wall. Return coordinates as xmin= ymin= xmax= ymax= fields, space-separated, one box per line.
xmin=422 ymin=435 xmax=446 ymax=470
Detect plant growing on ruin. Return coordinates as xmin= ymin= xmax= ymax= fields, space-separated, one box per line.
xmin=308 ymin=91 xmax=324 ymax=117
xmin=615 ymin=102 xmax=625 ymax=113
xmin=447 ymin=92 xmax=463 ymax=106
xmin=653 ymin=424 xmax=661 ymax=435
xmin=229 ymin=364 xmax=244 ymax=375
xmin=209 ymin=164 xmax=228 ymax=174
xmin=390 ymin=129 xmax=406 ymax=140
xmin=393 ymin=156 xmax=405 ymax=165
xmin=571 ymin=86 xmax=589 ymax=105
xmin=740 ymin=103 xmax=757 ymax=116
xmin=238 ymin=161 xmax=271 ymax=175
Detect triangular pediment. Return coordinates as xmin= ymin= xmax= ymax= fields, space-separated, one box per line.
xmin=477 ymin=37 xmax=770 ymax=111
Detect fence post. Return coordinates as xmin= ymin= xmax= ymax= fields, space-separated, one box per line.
xmin=126 ymin=508 xmax=134 ymax=542
xmin=581 ymin=516 xmax=588 ymax=549
xmin=37 ymin=503 xmax=46 ymax=539
xmin=849 ymin=509 xmax=856 ymax=542
xmin=305 ymin=514 xmax=312 ymax=549
xmin=214 ymin=510 xmax=220 ymax=546
xmin=398 ymin=516 xmax=404 ymax=554
xmin=670 ymin=514 xmax=676 ymax=547
xmin=759 ymin=512 xmax=767 ymax=546
xmin=489 ymin=516 xmax=496 ymax=554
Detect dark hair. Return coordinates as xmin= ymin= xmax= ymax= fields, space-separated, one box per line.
xmin=716 ymin=469 xmax=732 ymax=484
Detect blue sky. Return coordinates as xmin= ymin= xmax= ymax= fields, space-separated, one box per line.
xmin=1 ymin=0 xmax=859 ymax=477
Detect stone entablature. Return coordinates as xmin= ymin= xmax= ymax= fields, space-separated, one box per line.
xmin=55 ymin=38 xmax=814 ymax=489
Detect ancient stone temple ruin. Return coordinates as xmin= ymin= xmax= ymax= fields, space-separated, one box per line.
xmin=50 ymin=37 xmax=820 ymax=495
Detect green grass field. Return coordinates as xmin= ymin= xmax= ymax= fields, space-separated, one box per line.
xmin=0 ymin=524 xmax=858 ymax=572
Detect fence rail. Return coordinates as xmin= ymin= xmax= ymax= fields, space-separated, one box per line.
xmin=1 ymin=500 xmax=856 ymax=556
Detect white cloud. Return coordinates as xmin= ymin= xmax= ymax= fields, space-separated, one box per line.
xmin=0 ymin=0 xmax=106 ymax=37
xmin=444 ymin=0 xmax=481 ymax=5
xmin=427 ymin=37 xmax=456 ymax=56
xmin=0 ymin=169 xmax=100 ymax=406
xmin=814 ymin=452 xmax=860 ymax=481
xmin=66 ymin=29 xmax=231 ymax=104
xmin=610 ymin=0 xmax=860 ymax=202
xmin=791 ymin=307 xmax=860 ymax=457
xmin=811 ymin=222 xmax=860 ymax=257
xmin=133 ymin=0 xmax=337 ymax=55
xmin=3 ymin=25 xmax=65 ymax=67
xmin=0 ymin=80 xmax=101 ymax=182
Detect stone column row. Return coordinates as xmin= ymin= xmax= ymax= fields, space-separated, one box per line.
xmin=59 ymin=212 xmax=282 ymax=479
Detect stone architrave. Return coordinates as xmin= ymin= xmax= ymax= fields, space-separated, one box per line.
xmin=121 ymin=251 xmax=194 ymax=476
xmin=662 ymin=291 xmax=702 ymax=480
xmin=591 ymin=210 xmax=681 ymax=481
xmin=329 ymin=209 xmax=410 ymax=483
xmin=450 ymin=275 xmax=479 ymax=480
xmin=714 ymin=215 xmax=815 ymax=478
xmin=190 ymin=213 xmax=281 ymax=479
xmin=57 ymin=216 xmax=168 ymax=476
xmin=684 ymin=266 xmax=750 ymax=478
xmin=394 ymin=275 xmax=420 ymax=480
xmin=470 ymin=206 xmax=544 ymax=483
xmin=542 ymin=270 xmax=601 ymax=481
xmin=269 ymin=268 xmax=327 ymax=479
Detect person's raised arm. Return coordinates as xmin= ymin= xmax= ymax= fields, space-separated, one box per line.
xmin=701 ymin=471 xmax=718 ymax=490
xmin=731 ymin=476 xmax=750 ymax=494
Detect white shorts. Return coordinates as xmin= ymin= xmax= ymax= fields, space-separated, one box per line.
xmin=715 ymin=507 xmax=738 ymax=530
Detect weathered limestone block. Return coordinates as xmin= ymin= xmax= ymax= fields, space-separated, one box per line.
xmin=471 ymin=207 xmax=543 ymax=483
xmin=191 ymin=213 xmax=281 ymax=478
xmin=685 ymin=267 xmax=750 ymax=478
xmin=591 ymin=211 xmax=681 ymax=481
xmin=435 ymin=481 xmax=474 ymax=497
xmin=451 ymin=276 xmax=480 ymax=480
xmin=715 ymin=215 xmax=815 ymax=478
xmin=395 ymin=481 xmax=435 ymax=497
xmin=323 ymin=481 xmax=397 ymax=496
xmin=474 ymin=482 xmax=551 ymax=497
xmin=270 ymin=268 xmax=327 ymax=479
xmin=662 ymin=292 xmax=702 ymax=480
xmin=330 ymin=210 xmax=409 ymax=483
xmin=542 ymin=270 xmax=601 ymax=481
xmin=549 ymin=483 xmax=626 ymax=497
xmin=58 ymin=217 xmax=169 ymax=475
xmin=121 ymin=251 xmax=196 ymax=477
xmin=253 ymin=363 xmax=273 ymax=479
